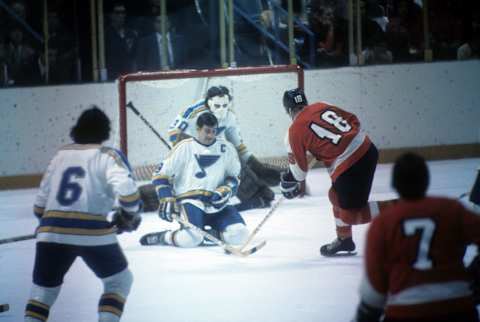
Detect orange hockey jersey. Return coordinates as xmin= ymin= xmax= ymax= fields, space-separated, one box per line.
xmin=360 ymin=197 xmax=480 ymax=320
xmin=287 ymin=102 xmax=371 ymax=181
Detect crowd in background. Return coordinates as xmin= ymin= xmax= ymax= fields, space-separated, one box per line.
xmin=0 ymin=0 xmax=479 ymax=87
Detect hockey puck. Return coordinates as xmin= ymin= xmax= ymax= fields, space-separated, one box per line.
xmin=0 ymin=304 xmax=9 ymax=313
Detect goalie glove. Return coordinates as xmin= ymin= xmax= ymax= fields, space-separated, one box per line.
xmin=247 ymin=155 xmax=281 ymax=186
xmin=112 ymin=208 xmax=142 ymax=234
xmin=158 ymin=197 xmax=178 ymax=222
xmin=280 ymin=171 xmax=302 ymax=199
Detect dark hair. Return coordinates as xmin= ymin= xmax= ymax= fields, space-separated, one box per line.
xmin=206 ymin=85 xmax=231 ymax=101
xmin=70 ymin=106 xmax=111 ymax=144
xmin=392 ymin=152 xmax=429 ymax=200
xmin=196 ymin=112 xmax=218 ymax=129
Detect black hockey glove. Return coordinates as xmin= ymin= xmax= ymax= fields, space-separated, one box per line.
xmin=112 ymin=208 xmax=142 ymax=234
xmin=280 ymin=171 xmax=301 ymax=199
xmin=352 ymin=301 xmax=383 ymax=322
xmin=158 ymin=197 xmax=178 ymax=222
xmin=247 ymin=155 xmax=281 ymax=186
xmin=210 ymin=186 xmax=233 ymax=209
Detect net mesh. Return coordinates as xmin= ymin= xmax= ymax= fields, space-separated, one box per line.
xmin=120 ymin=68 xmax=300 ymax=181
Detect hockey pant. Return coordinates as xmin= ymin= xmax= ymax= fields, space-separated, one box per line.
xmin=170 ymin=204 xmax=249 ymax=247
xmin=25 ymin=242 xmax=132 ymax=322
xmin=328 ymin=144 xmax=394 ymax=238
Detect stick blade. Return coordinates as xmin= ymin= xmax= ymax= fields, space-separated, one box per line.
xmin=0 ymin=304 xmax=9 ymax=313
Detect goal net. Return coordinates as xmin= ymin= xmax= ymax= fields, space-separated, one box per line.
xmin=117 ymin=65 xmax=304 ymax=181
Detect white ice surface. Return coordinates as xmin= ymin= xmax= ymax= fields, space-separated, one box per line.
xmin=1 ymin=158 xmax=479 ymax=322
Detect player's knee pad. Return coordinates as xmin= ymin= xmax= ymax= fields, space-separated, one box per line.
xmin=172 ymin=228 xmax=204 ymax=247
xmin=99 ymin=268 xmax=133 ymax=322
xmin=25 ymin=284 xmax=61 ymax=322
xmin=221 ymin=223 xmax=248 ymax=245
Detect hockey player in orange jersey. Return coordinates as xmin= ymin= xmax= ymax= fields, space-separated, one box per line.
xmin=353 ymin=152 xmax=480 ymax=322
xmin=279 ymin=88 xmax=392 ymax=256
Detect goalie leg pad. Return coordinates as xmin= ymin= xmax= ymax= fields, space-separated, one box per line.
xmin=99 ymin=268 xmax=133 ymax=321
xmin=221 ymin=223 xmax=249 ymax=245
xmin=247 ymin=155 xmax=281 ymax=186
xmin=25 ymin=284 xmax=61 ymax=322
xmin=139 ymin=184 xmax=159 ymax=212
xmin=237 ymin=165 xmax=263 ymax=201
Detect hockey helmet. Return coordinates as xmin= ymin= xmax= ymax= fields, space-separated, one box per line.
xmin=283 ymin=88 xmax=308 ymax=115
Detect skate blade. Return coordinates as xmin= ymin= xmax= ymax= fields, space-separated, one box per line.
xmin=322 ymin=251 xmax=357 ymax=257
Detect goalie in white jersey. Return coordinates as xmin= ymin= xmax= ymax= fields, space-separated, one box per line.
xmin=166 ymin=85 xmax=280 ymax=211
xmin=25 ymin=107 xmax=142 ymax=322
xmin=140 ymin=112 xmax=249 ymax=247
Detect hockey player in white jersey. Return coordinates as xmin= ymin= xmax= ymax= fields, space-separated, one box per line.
xmin=25 ymin=107 xmax=142 ymax=322
xmin=140 ymin=112 xmax=249 ymax=247
xmin=167 ymin=85 xmax=280 ymax=211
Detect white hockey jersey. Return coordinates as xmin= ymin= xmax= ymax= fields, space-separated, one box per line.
xmin=167 ymin=99 xmax=251 ymax=162
xmin=152 ymin=137 xmax=241 ymax=213
xmin=34 ymin=144 xmax=141 ymax=246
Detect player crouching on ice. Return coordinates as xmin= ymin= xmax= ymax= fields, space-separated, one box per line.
xmin=140 ymin=112 xmax=249 ymax=248
xmin=167 ymin=85 xmax=280 ymax=211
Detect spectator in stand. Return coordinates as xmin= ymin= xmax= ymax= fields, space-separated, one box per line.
xmin=5 ymin=25 xmax=41 ymax=86
xmin=131 ymin=0 xmax=162 ymax=38
xmin=135 ymin=15 xmax=185 ymax=71
xmin=105 ymin=2 xmax=138 ymax=80
xmin=308 ymin=0 xmax=348 ymax=67
xmin=39 ymin=8 xmax=76 ymax=84
xmin=385 ymin=0 xmax=423 ymax=62
xmin=457 ymin=9 xmax=480 ymax=60
xmin=0 ymin=36 xmax=9 ymax=86
xmin=11 ymin=0 xmax=27 ymax=20
xmin=362 ymin=3 xmax=393 ymax=65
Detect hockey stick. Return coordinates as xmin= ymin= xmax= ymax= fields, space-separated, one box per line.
xmin=0 ymin=233 xmax=36 ymax=245
xmin=174 ymin=207 xmax=266 ymax=257
xmin=240 ymin=157 xmax=318 ymax=250
xmin=0 ymin=304 xmax=9 ymax=313
xmin=240 ymin=196 xmax=284 ymax=251
xmin=126 ymin=101 xmax=172 ymax=150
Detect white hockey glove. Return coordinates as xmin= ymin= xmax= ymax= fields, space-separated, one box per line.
xmin=158 ymin=197 xmax=178 ymax=222
xmin=112 ymin=208 xmax=142 ymax=234
xmin=210 ymin=186 xmax=233 ymax=209
xmin=280 ymin=171 xmax=302 ymax=199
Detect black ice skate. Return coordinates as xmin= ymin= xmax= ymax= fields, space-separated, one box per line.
xmin=139 ymin=231 xmax=170 ymax=246
xmin=320 ymin=237 xmax=356 ymax=257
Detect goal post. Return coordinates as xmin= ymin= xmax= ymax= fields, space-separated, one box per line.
xmin=117 ymin=65 xmax=304 ymax=181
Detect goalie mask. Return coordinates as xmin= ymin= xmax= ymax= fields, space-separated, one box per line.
xmin=206 ymin=86 xmax=232 ymax=121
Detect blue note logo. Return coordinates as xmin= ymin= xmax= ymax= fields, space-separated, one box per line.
xmin=194 ymin=154 xmax=221 ymax=178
